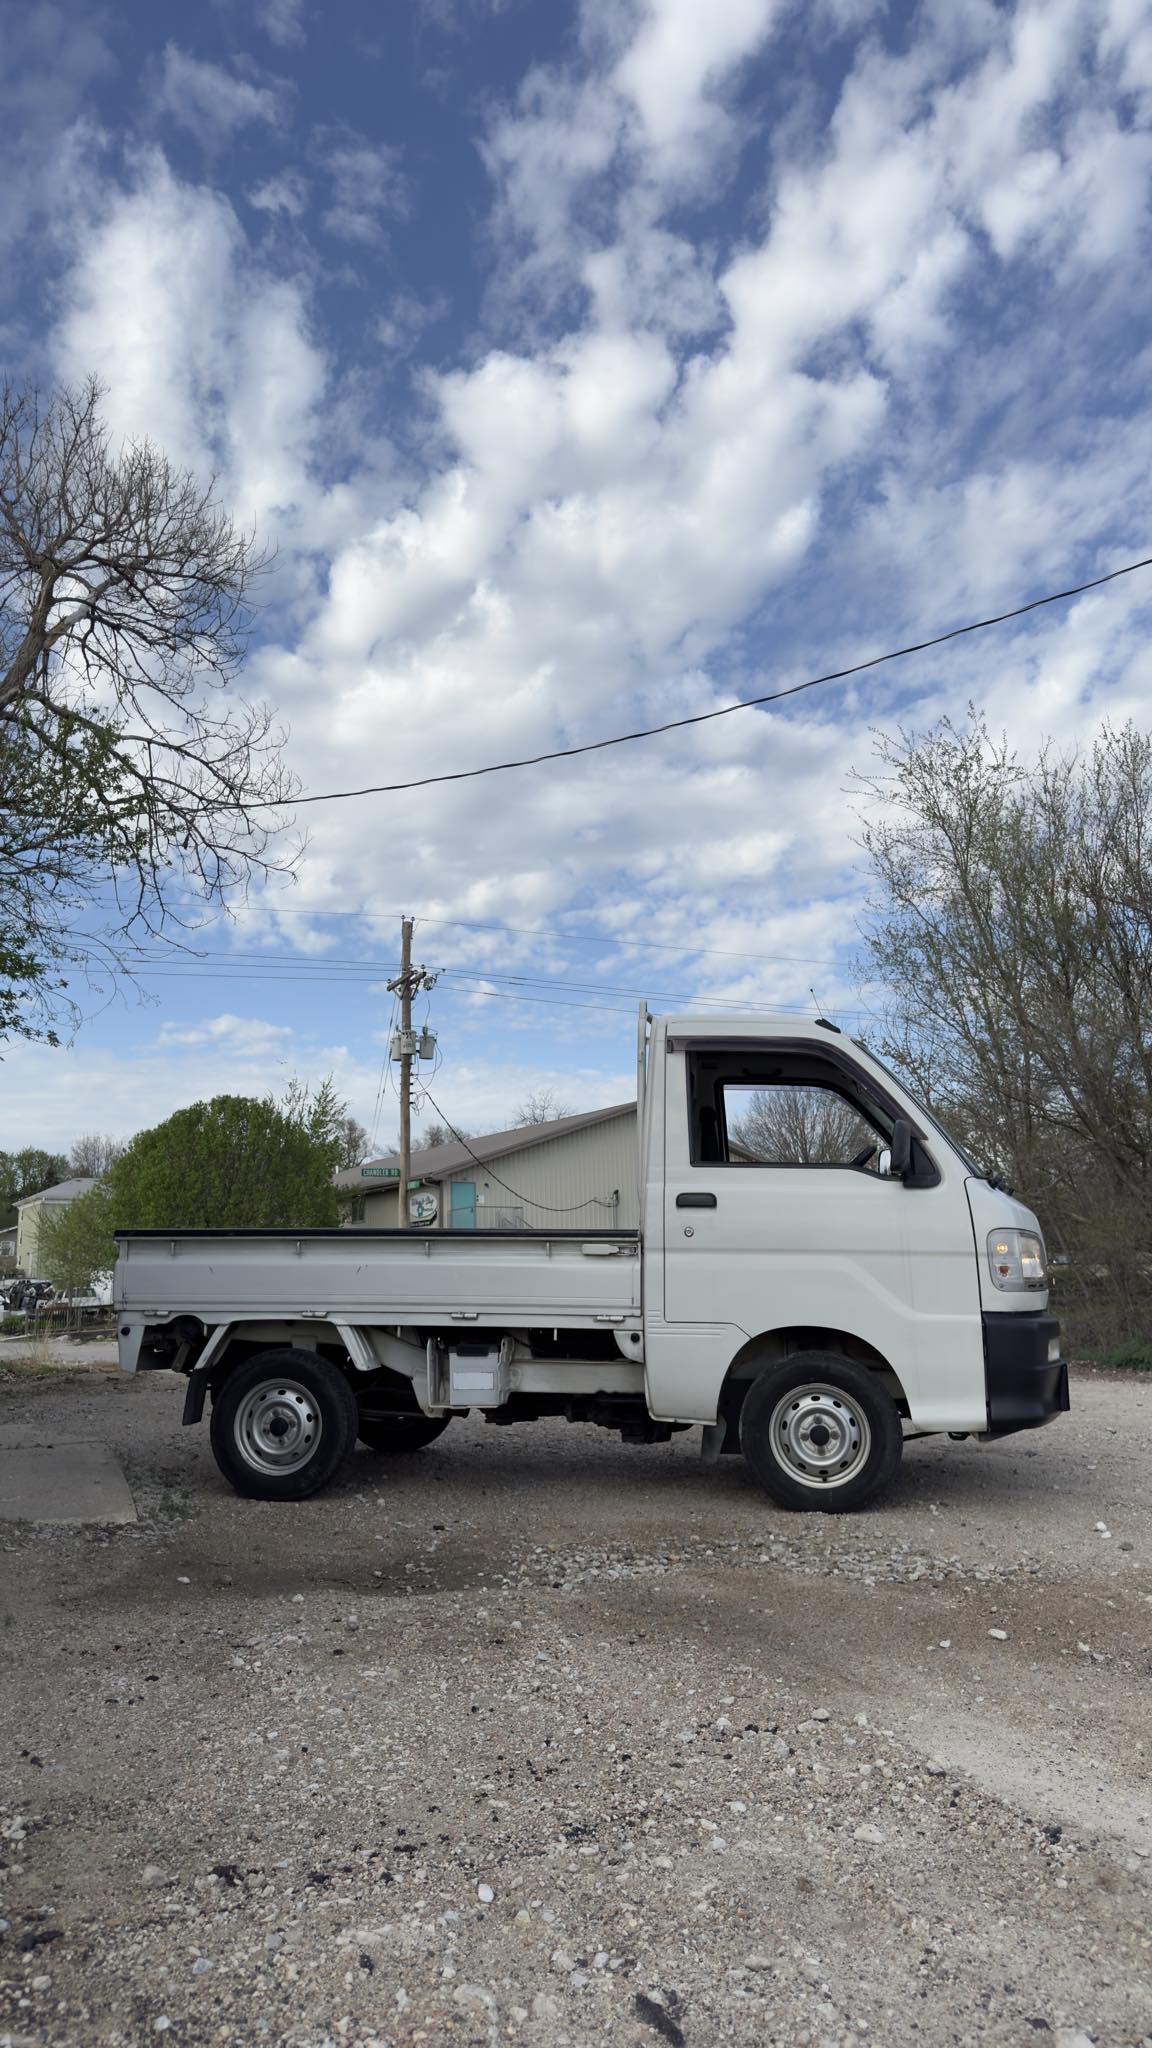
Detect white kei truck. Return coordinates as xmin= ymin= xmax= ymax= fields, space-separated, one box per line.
xmin=115 ymin=1009 xmax=1067 ymax=1511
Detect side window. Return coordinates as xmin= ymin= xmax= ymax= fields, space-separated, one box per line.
xmin=722 ymin=1082 xmax=882 ymax=1169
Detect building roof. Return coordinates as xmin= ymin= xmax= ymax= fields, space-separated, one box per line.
xmin=14 ymin=1177 xmax=96 ymax=1208
xmin=335 ymin=1102 xmax=635 ymax=1192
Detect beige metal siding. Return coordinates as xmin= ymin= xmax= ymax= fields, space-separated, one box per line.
xmin=440 ymin=1112 xmax=639 ymax=1228
xmin=357 ymin=1185 xmax=402 ymax=1227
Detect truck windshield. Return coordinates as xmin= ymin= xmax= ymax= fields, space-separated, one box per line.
xmin=855 ymin=1045 xmax=990 ymax=1179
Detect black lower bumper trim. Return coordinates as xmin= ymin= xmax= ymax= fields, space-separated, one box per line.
xmin=983 ymin=1311 xmax=1068 ymax=1436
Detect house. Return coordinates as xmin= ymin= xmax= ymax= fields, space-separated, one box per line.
xmin=15 ymin=1178 xmax=96 ymax=1279
xmin=0 ymin=1223 xmax=16 ymax=1269
xmin=335 ymin=1104 xmax=638 ymax=1230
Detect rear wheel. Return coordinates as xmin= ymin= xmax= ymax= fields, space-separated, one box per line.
xmin=357 ymin=1414 xmax=450 ymax=1454
xmin=739 ymin=1352 xmax=902 ymax=1512
xmin=210 ymin=1349 xmax=358 ymax=1501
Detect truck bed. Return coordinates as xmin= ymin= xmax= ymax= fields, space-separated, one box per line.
xmin=113 ymin=1227 xmax=643 ymax=1327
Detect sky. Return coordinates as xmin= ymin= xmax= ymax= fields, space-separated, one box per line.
xmin=3 ymin=0 xmax=1152 ymax=1156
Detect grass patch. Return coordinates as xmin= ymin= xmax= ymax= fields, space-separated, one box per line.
xmin=1096 ymin=1338 xmax=1152 ymax=1372
xmin=0 ymin=1338 xmax=116 ymax=1378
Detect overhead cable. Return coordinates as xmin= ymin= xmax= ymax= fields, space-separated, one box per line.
xmin=253 ymin=554 xmax=1152 ymax=809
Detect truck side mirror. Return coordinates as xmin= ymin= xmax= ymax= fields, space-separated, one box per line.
xmin=889 ymin=1118 xmax=913 ymax=1181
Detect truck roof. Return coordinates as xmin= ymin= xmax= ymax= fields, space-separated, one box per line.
xmin=655 ymin=1012 xmax=853 ymax=1040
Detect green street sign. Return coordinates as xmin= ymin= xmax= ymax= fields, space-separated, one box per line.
xmin=361 ymin=1166 xmax=400 ymax=1179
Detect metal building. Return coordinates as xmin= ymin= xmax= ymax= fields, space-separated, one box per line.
xmin=335 ymin=1104 xmax=638 ymax=1230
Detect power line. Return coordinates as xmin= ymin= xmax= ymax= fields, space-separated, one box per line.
xmin=121 ymin=944 xmax=865 ymax=1012
xmin=128 ymin=963 xmax=877 ymax=1024
xmin=253 ymin=553 xmax=1152 ymax=808
xmin=118 ymin=948 xmax=876 ymax=1019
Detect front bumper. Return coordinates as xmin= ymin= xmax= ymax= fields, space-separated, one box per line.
xmin=982 ymin=1310 xmax=1069 ymax=1436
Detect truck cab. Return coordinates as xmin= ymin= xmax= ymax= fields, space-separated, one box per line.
xmin=643 ymin=1013 xmax=1065 ymax=1502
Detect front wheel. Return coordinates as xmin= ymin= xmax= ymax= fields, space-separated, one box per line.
xmin=739 ymin=1352 xmax=902 ymax=1512
xmin=210 ymin=1349 xmax=359 ymax=1501
xmin=357 ymin=1414 xmax=451 ymax=1454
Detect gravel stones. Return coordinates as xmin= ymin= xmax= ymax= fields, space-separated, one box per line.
xmin=0 ymin=1368 xmax=1149 ymax=2048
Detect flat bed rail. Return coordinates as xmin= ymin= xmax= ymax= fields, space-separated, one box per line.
xmin=114 ymin=1227 xmax=643 ymax=1327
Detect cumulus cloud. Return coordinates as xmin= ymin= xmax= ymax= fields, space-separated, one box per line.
xmin=613 ymin=0 xmax=783 ymax=185
xmin=52 ymin=154 xmax=327 ymax=528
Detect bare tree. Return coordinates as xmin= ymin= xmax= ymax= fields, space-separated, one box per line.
xmin=729 ymin=1085 xmax=877 ymax=1165
xmin=0 ymin=377 xmax=298 ymax=1039
xmin=336 ymin=1116 xmax=371 ymax=1169
xmin=513 ymin=1088 xmax=572 ymax=1126
xmin=856 ymin=713 xmax=1152 ymax=1351
xmin=69 ymin=1133 xmax=125 ymax=1179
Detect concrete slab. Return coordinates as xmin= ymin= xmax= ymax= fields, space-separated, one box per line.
xmin=0 ymin=1440 xmax=137 ymax=1523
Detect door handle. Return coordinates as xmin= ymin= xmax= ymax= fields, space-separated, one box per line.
xmin=676 ymin=1191 xmax=717 ymax=1208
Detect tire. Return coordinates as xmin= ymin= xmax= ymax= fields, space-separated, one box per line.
xmin=209 ymin=1348 xmax=359 ymax=1501
xmin=357 ymin=1414 xmax=450 ymax=1454
xmin=739 ymin=1351 xmax=902 ymax=1513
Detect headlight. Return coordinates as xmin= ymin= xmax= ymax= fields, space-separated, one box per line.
xmin=987 ymin=1227 xmax=1047 ymax=1292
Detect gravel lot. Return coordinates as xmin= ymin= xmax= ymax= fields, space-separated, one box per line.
xmin=0 ymin=1362 xmax=1150 ymax=2048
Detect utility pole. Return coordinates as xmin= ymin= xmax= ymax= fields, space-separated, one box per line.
xmin=387 ymin=918 xmax=438 ymax=1231
xmin=397 ymin=915 xmax=413 ymax=1228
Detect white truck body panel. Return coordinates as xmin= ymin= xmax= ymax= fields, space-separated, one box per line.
xmin=114 ymin=1229 xmax=641 ymax=1326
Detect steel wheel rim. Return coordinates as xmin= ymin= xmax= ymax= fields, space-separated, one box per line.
xmin=769 ymin=1383 xmax=871 ymax=1489
xmin=234 ymin=1379 xmax=322 ymax=1476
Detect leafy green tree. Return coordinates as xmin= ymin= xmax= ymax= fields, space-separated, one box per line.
xmin=274 ymin=1076 xmax=368 ymax=1171
xmin=37 ymin=1087 xmax=353 ymax=1292
xmin=37 ymin=1184 xmax=115 ymax=1294
xmin=107 ymin=1095 xmax=341 ymax=1233
xmin=0 ymin=1147 xmax=71 ymax=1229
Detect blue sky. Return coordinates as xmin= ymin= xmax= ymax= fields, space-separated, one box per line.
xmin=4 ymin=0 xmax=1152 ymax=1153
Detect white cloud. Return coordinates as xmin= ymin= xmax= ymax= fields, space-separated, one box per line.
xmin=614 ymin=0 xmax=782 ymax=181
xmin=257 ymin=0 xmax=308 ymax=48
xmin=153 ymin=1013 xmax=295 ymax=1055
xmin=0 ymin=7 xmax=114 ymax=261
xmin=52 ymin=154 xmax=327 ymax=529
xmin=375 ymin=289 xmax=448 ymax=354
xmin=312 ymin=124 xmax=408 ymax=246
xmin=249 ymin=169 xmax=309 ymax=217
xmin=152 ymin=46 xmax=286 ymax=149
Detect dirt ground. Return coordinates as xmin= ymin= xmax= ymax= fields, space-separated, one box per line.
xmin=0 ymin=1361 xmax=1149 ymax=2048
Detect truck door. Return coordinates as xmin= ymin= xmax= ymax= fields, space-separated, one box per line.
xmin=659 ymin=1038 xmax=917 ymax=1405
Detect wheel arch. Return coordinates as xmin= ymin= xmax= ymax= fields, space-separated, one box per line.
xmin=718 ymin=1325 xmax=909 ymax=1430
